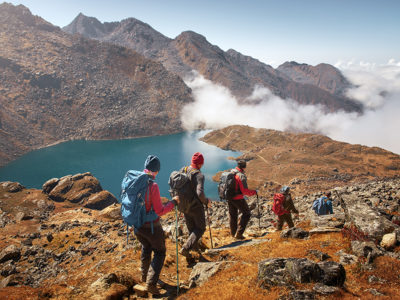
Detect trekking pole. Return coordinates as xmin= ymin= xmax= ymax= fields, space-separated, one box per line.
xmin=175 ymin=205 xmax=179 ymax=295
xmin=256 ymin=192 xmax=261 ymax=232
xmin=205 ymin=202 xmax=214 ymax=249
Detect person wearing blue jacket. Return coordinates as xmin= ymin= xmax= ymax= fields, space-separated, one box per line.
xmin=312 ymin=191 xmax=333 ymax=215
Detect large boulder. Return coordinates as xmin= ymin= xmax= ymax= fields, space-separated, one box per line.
xmin=345 ymin=199 xmax=398 ymax=241
xmin=84 ymin=191 xmax=117 ymax=210
xmin=258 ymin=258 xmax=346 ymax=289
xmin=42 ymin=178 xmax=59 ymax=194
xmin=44 ymin=173 xmax=114 ymax=209
xmin=317 ymin=261 xmax=346 ymax=286
xmin=0 ymin=181 xmax=24 ymax=193
xmin=285 ymin=258 xmax=321 ymax=283
xmin=189 ymin=262 xmax=231 ymax=288
xmin=0 ymin=245 xmax=21 ymax=263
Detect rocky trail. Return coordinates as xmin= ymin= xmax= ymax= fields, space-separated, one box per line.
xmin=0 ymin=173 xmax=400 ymax=299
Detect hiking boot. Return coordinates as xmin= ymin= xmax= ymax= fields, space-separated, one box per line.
xmin=146 ymin=283 xmax=160 ymax=295
xmin=235 ymin=233 xmax=245 ymax=240
xmin=179 ymin=248 xmax=191 ymax=257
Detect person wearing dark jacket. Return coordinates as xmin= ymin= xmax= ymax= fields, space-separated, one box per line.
xmin=229 ymin=160 xmax=257 ymax=240
xmin=135 ymin=155 xmax=179 ymax=295
xmin=277 ymin=186 xmax=299 ymax=230
xmin=179 ymin=152 xmax=210 ymax=259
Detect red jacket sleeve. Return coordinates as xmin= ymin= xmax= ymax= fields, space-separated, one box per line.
xmin=233 ymin=174 xmax=256 ymax=199
xmin=145 ymin=182 xmax=174 ymax=217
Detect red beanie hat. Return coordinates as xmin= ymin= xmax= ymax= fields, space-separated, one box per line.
xmin=191 ymin=152 xmax=204 ymax=166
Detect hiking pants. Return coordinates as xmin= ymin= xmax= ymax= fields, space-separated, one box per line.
xmin=228 ymin=198 xmax=251 ymax=236
xmin=135 ymin=222 xmax=166 ymax=285
xmin=277 ymin=213 xmax=294 ymax=230
xmin=183 ymin=206 xmax=206 ymax=251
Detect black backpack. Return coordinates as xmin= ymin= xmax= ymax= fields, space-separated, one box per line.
xmin=218 ymin=169 xmax=238 ymax=200
xmin=168 ymin=167 xmax=199 ymax=213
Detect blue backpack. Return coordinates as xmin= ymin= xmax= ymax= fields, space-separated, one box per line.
xmin=119 ymin=170 xmax=158 ymax=234
xmin=312 ymin=196 xmax=327 ymax=215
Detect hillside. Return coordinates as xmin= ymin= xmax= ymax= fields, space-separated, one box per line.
xmin=0 ymin=127 xmax=400 ymax=299
xmin=64 ymin=14 xmax=362 ymax=113
xmin=0 ymin=3 xmax=193 ymax=166
xmin=201 ymin=125 xmax=400 ymax=197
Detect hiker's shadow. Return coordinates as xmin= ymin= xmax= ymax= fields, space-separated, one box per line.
xmin=215 ymin=239 xmax=252 ymax=250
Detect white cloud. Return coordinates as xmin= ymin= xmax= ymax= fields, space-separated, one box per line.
xmin=181 ymin=62 xmax=400 ymax=155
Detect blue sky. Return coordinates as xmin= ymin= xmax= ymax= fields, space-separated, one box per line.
xmin=5 ymin=0 xmax=400 ymax=67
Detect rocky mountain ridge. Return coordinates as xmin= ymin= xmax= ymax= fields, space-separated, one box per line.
xmin=64 ymin=13 xmax=362 ymax=113
xmin=0 ymin=3 xmax=193 ymax=166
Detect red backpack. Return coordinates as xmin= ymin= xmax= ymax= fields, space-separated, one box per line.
xmin=272 ymin=193 xmax=289 ymax=216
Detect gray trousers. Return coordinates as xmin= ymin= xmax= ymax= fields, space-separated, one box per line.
xmin=135 ymin=222 xmax=166 ymax=285
xmin=183 ymin=206 xmax=206 ymax=250
xmin=228 ymin=198 xmax=251 ymax=236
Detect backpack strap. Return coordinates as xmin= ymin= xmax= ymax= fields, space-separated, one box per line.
xmin=146 ymin=179 xmax=155 ymax=234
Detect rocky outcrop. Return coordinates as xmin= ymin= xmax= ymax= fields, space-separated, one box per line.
xmin=42 ymin=172 xmax=117 ymax=209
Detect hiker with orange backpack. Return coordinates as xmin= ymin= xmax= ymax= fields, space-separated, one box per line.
xmin=123 ymin=155 xmax=179 ymax=295
xmin=272 ymin=186 xmax=299 ymax=230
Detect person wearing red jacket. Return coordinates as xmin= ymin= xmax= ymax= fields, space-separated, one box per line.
xmin=229 ymin=160 xmax=257 ymax=240
xmin=135 ymin=155 xmax=179 ymax=295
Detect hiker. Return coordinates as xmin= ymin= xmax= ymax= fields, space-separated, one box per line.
xmin=179 ymin=152 xmax=210 ymax=260
xmin=274 ymin=186 xmax=299 ymax=230
xmin=228 ymin=159 xmax=257 ymax=240
xmin=134 ymin=155 xmax=179 ymax=295
xmin=312 ymin=191 xmax=333 ymax=216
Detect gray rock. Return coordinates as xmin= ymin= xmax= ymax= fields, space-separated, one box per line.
xmin=89 ymin=273 xmax=119 ymax=291
xmin=258 ymin=258 xmax=346 ymax=289
xmin=365 ymin=288 xmax=385 ymax=296
xmin=189 ymin=262 xmax=230 ymax=288
xmin=313 ymin=283 xmax=339 ymax=295
xmin=281 ymin=227 xmax=309 ymax=239
xmin=336 ymin=250 xmax=358 ymax=265
xmin=285 ymin=258 xmax=321 ymax=283
xmin=351 ymin=240 xmax=383 ymax=261
xmin=317 ymin=261 xmax=346 ymax=286
xmin=0 ymin=245 xmax=21 ymax=263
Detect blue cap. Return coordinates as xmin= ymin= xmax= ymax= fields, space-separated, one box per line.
xmin=144 ymin=155 xmax=160 ymax=172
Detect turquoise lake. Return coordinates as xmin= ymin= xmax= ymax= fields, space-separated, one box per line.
xmin=0 ymin=131 xmax=240 ymax=200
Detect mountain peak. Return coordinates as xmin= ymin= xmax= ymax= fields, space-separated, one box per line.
xmin=0 ymin=2 xmax=57 ymax=31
